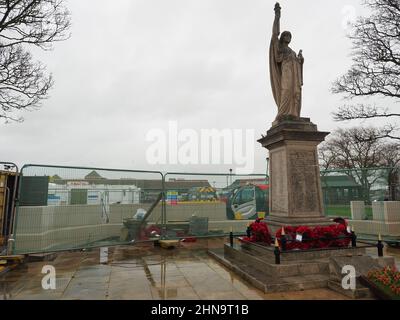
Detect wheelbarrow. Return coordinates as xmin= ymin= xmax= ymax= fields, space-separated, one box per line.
xmin=119 ymin=193 xmax=162 ymax=242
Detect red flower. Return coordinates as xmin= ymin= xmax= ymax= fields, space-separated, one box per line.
xmin=368 ymin=266 xmax=400 ymax=296
xmin=244 ymin=220 xmax=352 ymax=251
xmin=275 ymin=224 xmax=351 ymax=250
xmin=246 ymin=221 xmax=272 ymax=245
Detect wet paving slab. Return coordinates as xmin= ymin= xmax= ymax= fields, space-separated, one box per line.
xmin=1 ymin=239 xmax=398 ymax=300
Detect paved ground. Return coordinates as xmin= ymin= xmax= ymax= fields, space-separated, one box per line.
xmin=1 ymin=239 xmax=399 ymax=300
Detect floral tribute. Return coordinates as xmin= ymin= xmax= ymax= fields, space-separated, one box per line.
xmin=368 ymin=266 xmax=400 ymax=298
xmin=242 ymin=219 xmax=272 ymax=245
xmin=275 ymin=223 xmax=351 ymax=250
xmin=241 ymin=218 xmax=351 ymax=250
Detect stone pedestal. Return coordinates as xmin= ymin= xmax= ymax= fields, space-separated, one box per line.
xmin=209 ymin=115 xmax=397 ymax=295
xmin=258 ymin=118 xmax=332 ymax=231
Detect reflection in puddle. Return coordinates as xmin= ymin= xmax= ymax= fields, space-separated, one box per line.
xmin=0 ymin=265 xmax=27 ymax=300
xmin=141 ymin=257 xmax=177 ymax=299
xmin=0 ymin=278 xmax=13 ymax=300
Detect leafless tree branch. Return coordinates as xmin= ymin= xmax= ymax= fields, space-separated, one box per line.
xmin=0 ymin=0 xmax=70 ymax=122
xmin=332 ymin=0 xmax=400 ymax=140
xmin=319 ymin=126 xmax=400 ymax=201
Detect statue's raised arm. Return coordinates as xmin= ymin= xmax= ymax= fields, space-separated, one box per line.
xmin=272 ymin=2 xmax=281 ymax=38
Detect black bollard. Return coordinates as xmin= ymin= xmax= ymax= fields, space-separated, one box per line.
xmin=229 ymin=231 xmax=234 ymax=247
xmin=351 ymin=231 xmax=357 ymax=248
xmin=274 ymin=239 xmax=281 ymax=265
xmin=246 ymin=226 xmax=251 ymax=238
xmin=274 ymin=245 xmax=281 ymax=265
xmin=377 ymin=239 xmax=384 ymax=257
xmin=281 ymin=235 xmax=287 ymax=252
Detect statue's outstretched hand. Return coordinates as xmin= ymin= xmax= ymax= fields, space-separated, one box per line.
xmin=274 ymin=3 xmax=281 ymax=18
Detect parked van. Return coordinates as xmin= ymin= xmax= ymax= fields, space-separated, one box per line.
xmin=226 ymin=184 xmax=269 ymax=220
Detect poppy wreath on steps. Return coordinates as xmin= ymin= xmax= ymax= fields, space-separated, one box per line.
xmin=242 ymin=218 xmax=272 ymax=245
xmin=275 ymin=223 xmax=351 ymax=250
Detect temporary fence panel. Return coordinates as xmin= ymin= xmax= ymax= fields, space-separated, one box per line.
xmin=162 ymin=172 xmax=268 ymax=239
xmin=12 ymin=164 xmax=164 ymax=254
xmin=320 ymin=167 xmax=399 ymax=219
xmin=10 ymin=164 xmax=400 ymax=253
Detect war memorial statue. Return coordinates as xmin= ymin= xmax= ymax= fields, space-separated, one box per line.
xmin=270 ymin=2 xmax=304 ymax=121
xmin=258 ymin=3 xmax=331 ymax=228
xmin=209 ymin=3 xmax=396 ymax=298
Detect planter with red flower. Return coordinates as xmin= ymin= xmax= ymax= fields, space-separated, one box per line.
xmin=361 ymin=266 xmax=400 ymax=300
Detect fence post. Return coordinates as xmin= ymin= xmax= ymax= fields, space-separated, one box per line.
xmin=377 ymin=234 xmax=384 ymax=257
xmin=161 ymin=174 xmax=167 ymax=240
xmin=274 ymin=239 xmax=281 ymax=265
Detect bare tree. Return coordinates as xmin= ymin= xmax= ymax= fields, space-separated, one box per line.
xmin=332 ymin=0 xmax=400 ymax=140
xmin=319 ymin=127 xmax=400 ymax=202
xmin=0 ymin=0 xmax=71 ymax=122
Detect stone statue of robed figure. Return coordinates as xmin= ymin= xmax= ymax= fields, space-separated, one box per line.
xmin=270 ymin=2 xmax=304 ymax=121
xmin=259 ymin=2 xmax=331 ymax=229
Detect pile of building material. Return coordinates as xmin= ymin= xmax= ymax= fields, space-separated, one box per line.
xmin=0 ymin=255 xmax=24 ymax=275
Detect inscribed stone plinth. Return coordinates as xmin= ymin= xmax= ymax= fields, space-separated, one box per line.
xmin=258 ymin=118 xmax=331 ymax=230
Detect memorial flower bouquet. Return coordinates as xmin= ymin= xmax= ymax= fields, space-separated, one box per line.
xmin=275 ymin=223 xmax=351 ymax=250
xmin=313 ymin=223 xmax=350 ymax=248
xmin=241 ymin=219 xmax=350 ymax=249
xmin=368 ymin=266 xmax=400 ymax=298
xmin=275 ymin=226 xmax=317 ymax=250
xmin=242 ymin=219 xmax=272 ymax=245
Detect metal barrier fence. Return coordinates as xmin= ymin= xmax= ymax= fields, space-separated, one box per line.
xmin=320 ymin=167 xmax=400 ymax=219
xmin=12 ymin=164 xmax=164 ymax=254
xmin=9 ymin=164 xmax=400 ymax=254
xmin=163 ymin=172 xmax=268 ymax=239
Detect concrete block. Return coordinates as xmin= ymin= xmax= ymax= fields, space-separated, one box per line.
xmin=372 ymin=202 xmax=385 ymax=221
xmin=351 ymin=201 xmax=366 ymax=220
xmin=384 ymin=202 xmax=400 ymax=223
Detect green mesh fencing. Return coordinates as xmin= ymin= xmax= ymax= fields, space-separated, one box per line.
xmin=162 ymin=172 xmax=269 ymax=239
xmin=12 ymin=165 xmax=164 ymax=254
xmin=321 ymin=167 xmax=399 ymax=219
xmin=320 ymin=167 xmax=400 ymax=238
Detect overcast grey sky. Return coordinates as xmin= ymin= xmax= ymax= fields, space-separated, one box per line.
xmin=2 ymin=0 xmax=380 ymax=174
